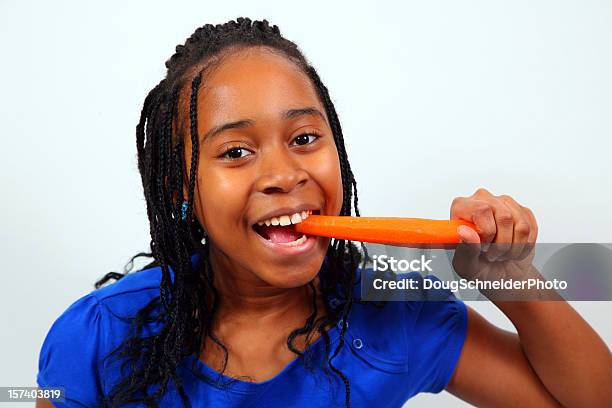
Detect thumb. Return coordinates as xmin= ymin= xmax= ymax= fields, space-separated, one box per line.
xmin=458 ymin=225 xmax=480 ymax=244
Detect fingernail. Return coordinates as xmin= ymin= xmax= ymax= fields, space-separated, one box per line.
xmin=458 ymin=225 xmax=471 ymax=237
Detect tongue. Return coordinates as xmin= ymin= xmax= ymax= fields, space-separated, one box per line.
xmin=261 ymin=225 xmax=301 ymax=243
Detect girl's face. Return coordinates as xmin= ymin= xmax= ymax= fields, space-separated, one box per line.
xmin=183 ymin=47 xmax=343 ymax=289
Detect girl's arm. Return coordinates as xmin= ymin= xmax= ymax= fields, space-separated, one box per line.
xmin=445 ymin=188 xmax=612 ymax=407
xmin=447 ymin=304 xmax=611 ymax=407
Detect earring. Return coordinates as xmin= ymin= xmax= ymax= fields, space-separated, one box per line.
xmin=201 ymin=230 xmax=208 ymax=245
xmin=181 ymin=201 xmax=188 ymax=221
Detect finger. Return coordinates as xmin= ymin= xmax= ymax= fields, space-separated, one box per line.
xmin=499 ymin=195 xmax=531 ymax=260
xmin=484 ymin=199 xmax=515 ymax=261
xmin=458 ymin=225 xmax=481 ymax=245
xmin=451 ymin=197 xmax=497 ymax=247
xmin=518 ymin=206 xmax=538 ymax=260
xmin=453 ymin=226 xmax=481 ymax=278
xmin=473 ymin=187 xmax=493 ymax=198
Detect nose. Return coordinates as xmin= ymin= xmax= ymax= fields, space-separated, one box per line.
xmin=255 ymin=144 xmax=309 ymax=194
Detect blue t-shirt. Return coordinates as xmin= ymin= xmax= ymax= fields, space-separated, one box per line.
xmin=37 ymin=255 xmax=468 ymax=407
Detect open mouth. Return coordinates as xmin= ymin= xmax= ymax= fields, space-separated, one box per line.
xmin=252 ymin=209 xmax=320 ymax=246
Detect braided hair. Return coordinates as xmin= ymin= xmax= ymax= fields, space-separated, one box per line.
xmin=95 ymin=17 xmax=368 ymax=407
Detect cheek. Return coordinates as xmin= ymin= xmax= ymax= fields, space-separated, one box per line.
xmin=195 ymin=167 xmax=249 ymax=236
xmin=313 ymin=147 xmax=344 ymax=216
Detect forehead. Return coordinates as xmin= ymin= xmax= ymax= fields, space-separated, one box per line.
xmin=186 ymin=47 xmax=325 ymax=127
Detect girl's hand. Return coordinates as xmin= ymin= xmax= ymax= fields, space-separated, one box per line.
xmin=449 ymin=188 xmax=540 ymax=288
xmin=450 ymin=187 xmax=538 ymax=260
xmin=446 ymin=188 xmax=612 ymax=408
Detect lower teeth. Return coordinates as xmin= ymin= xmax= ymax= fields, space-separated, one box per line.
xmin=275 ymin=234 xmax=307 ymax=246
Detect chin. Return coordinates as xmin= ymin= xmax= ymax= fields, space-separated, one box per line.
xmin=258 ymin=257 xmax=324 ymax=289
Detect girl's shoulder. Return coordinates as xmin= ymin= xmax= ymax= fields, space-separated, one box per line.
xmin=40 ymin=262 xmax=165 ymax=351
xmin=92 ymin=265 xmax=164 ymax=318
xmin=37 ymin=264 xmax=164 ymax=406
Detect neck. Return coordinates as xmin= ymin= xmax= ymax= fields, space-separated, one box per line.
xmin=207 ymin=247 xmax=317 ymax=325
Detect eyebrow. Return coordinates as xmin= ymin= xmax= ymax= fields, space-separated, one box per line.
xmin=200 ymin=107 xmax=326 ymax=143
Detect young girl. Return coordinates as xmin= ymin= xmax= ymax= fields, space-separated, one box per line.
xmin=36 ymin=18 xmax=611 ymax=407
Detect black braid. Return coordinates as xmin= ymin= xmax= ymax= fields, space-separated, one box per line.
xmin=186 ymin=72 xmax=201 ymax=229
xmin=94 ymin=17 xmax=369 ymax=408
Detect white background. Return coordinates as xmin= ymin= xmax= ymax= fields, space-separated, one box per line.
xmin=1 ymin=1 xmax=610 ymax=406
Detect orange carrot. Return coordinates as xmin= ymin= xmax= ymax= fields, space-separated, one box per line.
xmin=294 ymin=216 xmax=476 ymax=249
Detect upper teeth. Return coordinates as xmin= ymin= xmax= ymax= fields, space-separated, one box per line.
xmin=257 ymin=210 xmax=312 ymax=227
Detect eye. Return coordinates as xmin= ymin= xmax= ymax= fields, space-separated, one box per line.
xmin=292 ymin=132 xmax=320 ymax=146
xmin=220 ymin=146 xmax=253 ymax=160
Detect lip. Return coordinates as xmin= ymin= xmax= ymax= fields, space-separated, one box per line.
xmin=252 ymin=204 xmax=321 ymax=225
xmin=252 ymin=227 xmax=318 ymax=256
